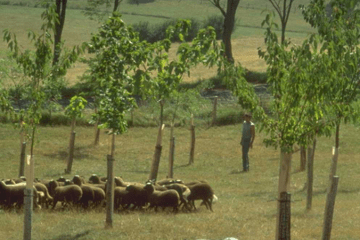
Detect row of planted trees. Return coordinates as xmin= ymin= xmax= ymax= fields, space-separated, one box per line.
xmin=1 ymin=0 xmax=360 ymax=239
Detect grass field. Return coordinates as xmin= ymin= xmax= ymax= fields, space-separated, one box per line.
xmin=0 ymin=0 xmax=316 ymax=85
xmin=2 ymin=1 xmax=360 ymax=239
xmin=0 ymin=122 xmax=359 ymax=239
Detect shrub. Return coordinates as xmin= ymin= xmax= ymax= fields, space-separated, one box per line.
xmin=244 ymin=69 xmax=267 ymax=83
xmin=0 ymin=1 xmax=10 ymax=5
xmin=203 ymin=15 xmax=224 ymax=40
xmin=127 ymin=0 xmax=155 ymax=4
xmin=132 ymin=18 xmax=202 ymax=43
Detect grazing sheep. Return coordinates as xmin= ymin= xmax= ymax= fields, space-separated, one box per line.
xmin=115 ymin=177 xmax=144 ymax=188
xmin=157 ymin=178 xmax=183 ymax=186
xmin=88 ymin=174 xmax=106 ymax=184
xmin=144 ymin=183 xmax=180 ymax=213
xmin=4 ymin=179 xmax=16 ymax=185
xmin=33 ymin=182 xmax=53 ymax=209
xmin=114 ymin=186 xmax=129 ymax=211
xmin=186 ymin=183 xmax=215 ymax=212
xmin=165 ymin=183 xmax=191 ymax=211
xmin=72 ymin=175 xmax=105 ymax=209
xmin=0 ymin=181 xmax=41 ymax=210
xmin=82 ymin=176 xmax=106 ymax=193
xmin=48 ymin=180 xmax=83 ymax=209
xmin=124 ymin=184 xmax=149 ymax=210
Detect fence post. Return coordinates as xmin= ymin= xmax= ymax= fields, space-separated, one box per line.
xmin=105 ymin=154 xmax=115 ymax=229
xmin=189 ymin=114 xmax=195 ymax=165
xmin=168 ymin=122 xmax=175 ymax=178
xmin=65 ymin=131 xmax=76 ymax=174
xmin=24 ymin=155 xmax=34 ymax=240
xmin=19 ymin=142 xmax=26 ymax=177
xmin=278 ymin=192 xmax=291 ymax=240
xmin=212 ymin=96 xmax=218 ymax=126
xmin=322 ymin=176 xmax=339 ymax=240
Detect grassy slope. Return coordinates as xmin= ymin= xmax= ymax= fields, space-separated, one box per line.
xmin=0 ymin=0 xmax=315 ymax=84
xmin=0 ymin=123 xmax=359 ymax=239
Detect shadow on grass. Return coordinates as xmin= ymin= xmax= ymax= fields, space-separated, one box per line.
xmin=229 ymin=169 xmax=248 ymax=174
xmin=44 ymin=146 xmax=92 ymax=161
xmin=174 ymin=163 xmax=191 ymax=169
xmin=49 ymin=230 xmax=91 ymax=240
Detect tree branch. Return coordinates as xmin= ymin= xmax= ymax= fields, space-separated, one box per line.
xmin=268 ymin=0 xmax=283 ymax=18
xmin=209 ymin=0 xmax=226 ymax=17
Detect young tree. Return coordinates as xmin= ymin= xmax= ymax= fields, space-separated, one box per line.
xmin=2 ymin=4 xmax=81 ymax=160
xmin=267 ymin=0 xmax=295 ymax=44
xmin=83 ymin=0 xmax=123 ymax=21
xmin=301 ymin=0 xmax=360 ymax=184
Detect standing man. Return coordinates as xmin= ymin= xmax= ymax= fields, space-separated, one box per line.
xmin=240 ymin=113 xmax=255 ymax=172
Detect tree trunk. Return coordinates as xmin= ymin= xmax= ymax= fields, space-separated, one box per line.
xmin=329 ymin=123 xmax=340 ymax=185
xmin=306 ymin=138 xmax=316 ymax=210
xmin=300 ymin=145 xmax=306 ymax=171
xmin=53 ymin=0 xmax=68 ymax=65
xmin=149 ymin=124 xmax=165 ymax=181
xmin=222 ymin=0 xmax=240 ymax=62
xmin=113 ymin=0 xmax=120 ymax=11
xmin=276 ymin=149 xmax=292 ymax=240
xmin=159 ymin=100 xmax=164 ymax=127
xmin=168 ymin=122 xmax=175 ymax=178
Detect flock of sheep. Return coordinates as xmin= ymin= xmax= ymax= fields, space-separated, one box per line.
xmin=0 ymin=175 xmax=217 ymax=213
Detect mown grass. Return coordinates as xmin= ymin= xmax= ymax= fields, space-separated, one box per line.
xmin=0 ymin=122 xmax=360 ymax=239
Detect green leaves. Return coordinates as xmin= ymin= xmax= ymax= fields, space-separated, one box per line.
xmin=65 ymin=96 xmax=88 ymax=120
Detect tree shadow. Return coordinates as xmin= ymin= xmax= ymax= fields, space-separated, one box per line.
xmin=48 ymin=230 xmax=91 ymax=240
xmin=44 ymin=146 xmax=91 ymax=161
xmin=174 ymin=163 xmax=191 ymax=169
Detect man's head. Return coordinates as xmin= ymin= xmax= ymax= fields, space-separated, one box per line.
xmin=244 ymin=113 xmax=252 ymax=122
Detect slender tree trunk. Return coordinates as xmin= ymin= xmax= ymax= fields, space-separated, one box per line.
xmin=276 ymin=149 xmax=292 ymax=240
xmin=53 ymin=0 xmax=68 ymax=65
xmin=159 ymin=99 xmax=164 ymax=127
xmin=300 ymin=145 xmax=306 ymax=171
xmin=94 ymin=107 xmax=100 ymax=146
xmin=222 ymin=0 xmax=240 ymax=62
xmin=306 ymin=138 xmax=316 ymax=210
xmin=329 ymin=122 xmax=340 ymax=184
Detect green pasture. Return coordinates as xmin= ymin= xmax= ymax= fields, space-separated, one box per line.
xmin=0 ymin=0 xmax=315 ymax=84
xmin=0 ymin=122 xmax=359 ymax=239
xmin=0 ymin=0 xmax=314 ymax=51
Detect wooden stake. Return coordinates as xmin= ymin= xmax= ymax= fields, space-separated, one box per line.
xmin=328 ymin=147 xmax=339 ymax=185
xmin=322 ymin=176 xmax=339 ymax=240
xmin=19 ymin=142 xmax=26 ymax=177
xmin=168 ymin=122 xmax=175 ymax=178
xmin=24 ymin=155 xmax=34 ymax=240
xmin=276 ymin=150 xmax=292 ymax=240
xmin=306 ymin=139 xmax=316 ymax=210
xmin=189 ymin=114 xmax=195 ymax=165
xmin=149 ymin=124 xmax=165 ymax=181
xmin=212 ymin=96 xmax=218 ymax=126
xmin=105 ymin=154 xmax=115 ymax=229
